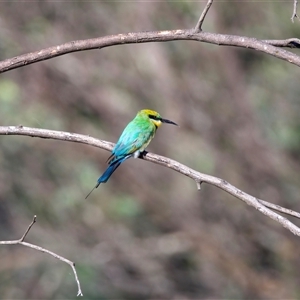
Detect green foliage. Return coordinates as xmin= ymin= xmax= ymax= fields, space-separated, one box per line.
xmin=108 ymin=195 xmax=143 ymax=219
xmin=0 ymin=79 xmax=20 ymax=113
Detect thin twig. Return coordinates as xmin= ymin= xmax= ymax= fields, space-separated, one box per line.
xmin=263 ymin=38 xmax=300 ymax=48
xmin=195 ymin=0 xmax=214 ymax=32
xmin=258 ymin=199 xmax=300 ymax=219
xmin=19 ymin=242 xmax=83 ymax=297
xmin=0 ymin=215 xmax=83 ymax=297
xmin=20 ymin=215 xmax=36 ymax=242
xmin=291 ymin=0 xmax=299 ymax=22
xmin=1 ymin=126 xmax=300 ymax=237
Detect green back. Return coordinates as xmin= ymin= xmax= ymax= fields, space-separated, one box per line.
xmin=112 ymin=113 xmax=156 ymax=157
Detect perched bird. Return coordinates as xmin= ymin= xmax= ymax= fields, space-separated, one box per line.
xmin=85 ymin=109 xmax=177 ymax=198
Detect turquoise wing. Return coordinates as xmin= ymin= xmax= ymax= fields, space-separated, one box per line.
xmin=112 ymin=119 xmax=155 ymax=158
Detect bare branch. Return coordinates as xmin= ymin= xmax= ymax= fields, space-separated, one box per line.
xmin=146 ymin=155 xmax=300 ymax=236
xmin=291 ymin=0 xmax=299 ymax=22
xmin=0 ymin=215 xmax=83 ymax=297
xmin=1 ymin=30 xmax=300 ymax=74
xmin=195 ymin=0 xmax=214 ymax=32
xmin=1 ymin=125 xmax=300 ymax=237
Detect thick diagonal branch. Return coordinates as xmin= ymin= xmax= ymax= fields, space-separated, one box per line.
xmin=1 ymin=125 xmax=300 ymax=237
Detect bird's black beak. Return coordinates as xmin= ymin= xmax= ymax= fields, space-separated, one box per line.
xmin=161 ymin=118 xmax=178 ymax=126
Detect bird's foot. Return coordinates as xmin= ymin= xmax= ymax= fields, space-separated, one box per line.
xmin=139 ymin=150 xmax=148 ymax=159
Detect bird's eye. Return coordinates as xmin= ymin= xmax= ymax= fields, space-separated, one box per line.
xmin=149 ymin=114 xmax=160 ymax=121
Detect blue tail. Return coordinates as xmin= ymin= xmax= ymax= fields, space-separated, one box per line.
xmin=85 ymin=155 xmax=131 ymax=199
xmin=98 ymin=156 xmax=126 ymax=184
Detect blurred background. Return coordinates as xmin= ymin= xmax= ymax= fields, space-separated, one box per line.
xmin=1 ymin=1 xmax=300 ymax=299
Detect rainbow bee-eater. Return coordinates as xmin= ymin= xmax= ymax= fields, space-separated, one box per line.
xmin=85 ymin=109 xmax=178 ymax=198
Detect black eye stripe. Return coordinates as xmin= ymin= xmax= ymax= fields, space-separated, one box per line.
xmin=149 ymin=114 xmax=161 ymax=121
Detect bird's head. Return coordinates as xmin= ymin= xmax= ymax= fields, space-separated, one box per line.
xmin=139 ymin=109 xmax=178 ymax=128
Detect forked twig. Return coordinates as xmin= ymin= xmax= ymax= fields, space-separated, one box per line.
xmin=0 ymin=215 xmax=83 ymax=297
